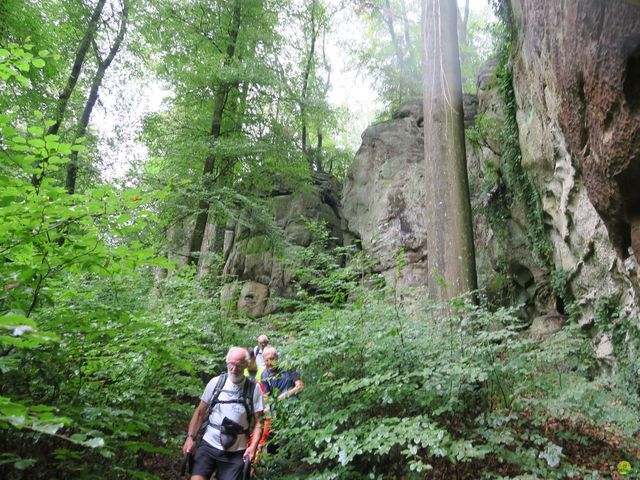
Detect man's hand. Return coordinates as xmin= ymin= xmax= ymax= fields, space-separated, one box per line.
xmin=182 ymin=436 xmax=195 ymax=454
xmin=243 ymin=444 xmax=257 ymax=462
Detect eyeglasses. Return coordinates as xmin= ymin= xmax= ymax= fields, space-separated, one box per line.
xmin=226 ymin=361 xmax=246 ymax=369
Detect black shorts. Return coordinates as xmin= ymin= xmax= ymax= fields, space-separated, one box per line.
xmin=191 ymin=441 xmax=244 ymax=480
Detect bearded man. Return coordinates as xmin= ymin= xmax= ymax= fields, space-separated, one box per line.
xmin=182 ymin=347 xmax=264 ymax=480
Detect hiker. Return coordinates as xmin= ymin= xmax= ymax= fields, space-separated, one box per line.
xmin=182 ymin=347 xmax=264 ymax=480
xmin=261 ymin=347 xmax=303 ymax=401
xmin=244 ymin=347 xmax=264 ymax=382
xmin=253 ymin=335 xmax=269 ymax=367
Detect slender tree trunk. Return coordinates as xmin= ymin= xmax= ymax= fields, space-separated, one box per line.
xmin=314 ymin=130 xmax=323 ymax=171
xmin=383 ymin=0 xmax=404 ymax=69
xmin=456 ymin=0 xmax=470 ymax=49
xmin=32 ymin=0 xmax=107 ymax=187
xmin=422 ymin=0 xmax=477 ymax=300
xmin=187 ymin=0 xmax=242 ymax=266
xmin=66 ymin=0 xmax=129 ymax=194
xmin=300 ymin=0 xmax=318 ymax=159
xmin=398 ymin=0 xmax=416 ymax=72
xmin=382 ymin=0 xmax=408 ymax=102
xmin=48 ymin=0 xmax=106 ymax=137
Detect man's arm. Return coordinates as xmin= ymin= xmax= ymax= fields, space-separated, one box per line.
xmin=277 ymin=378 xmax=303 ymax=401
xmin=182 ymin=400 xmax=208 ymax=453
xmin=243 ymin=411 xmax=263 ymax=462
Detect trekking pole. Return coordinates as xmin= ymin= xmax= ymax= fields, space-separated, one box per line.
xmin=179 ymin=452 xmax=194 ymax=478
xmin=242 ymin=457 xmax=252 ymax=480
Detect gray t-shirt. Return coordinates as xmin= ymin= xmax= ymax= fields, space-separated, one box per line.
xmin=201 ymin=375 xmax=264 ymax=451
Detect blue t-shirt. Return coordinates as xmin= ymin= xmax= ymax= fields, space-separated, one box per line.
xmin=262 ymin=368 xmax=300 ymax=398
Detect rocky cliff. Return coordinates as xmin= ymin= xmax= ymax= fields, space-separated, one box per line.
xmin=341 ymin=0 xmax=640 ymax=360
xmin=216 ymin=172 xmax=342 ymax=317
xmin=509 ymin=0 xmax=640 ymax=355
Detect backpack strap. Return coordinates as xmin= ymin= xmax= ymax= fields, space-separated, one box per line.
xmin=242 ymin=377 xmax=257 ymax=430
xmin=201 ymin=373 xmax=228 ymax=432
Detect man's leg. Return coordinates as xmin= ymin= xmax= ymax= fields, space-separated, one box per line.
xmin=214 ymin=450 xmax=245 ymax=480
xmin=190 ymin=441 xmax=218 ymax=480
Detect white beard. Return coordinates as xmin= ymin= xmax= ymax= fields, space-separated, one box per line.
xmin=229 ymin=372 xmax=244 ymax=384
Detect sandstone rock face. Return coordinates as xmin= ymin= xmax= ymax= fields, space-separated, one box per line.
xmin=342 ymin=100 xmax=428 ymax=289
xmin=510 ymin=0 xmax=640 ymax=324
xmin=217 ymin=173 xmax=342 ymax=317
xmin=470 ymin=58 xmax=553 ymax=319
xmin=529 ymin=312 xmax=567 ymax=340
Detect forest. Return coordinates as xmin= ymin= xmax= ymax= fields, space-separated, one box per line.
xmin=1 ymin=0 xmax=640 ymax=478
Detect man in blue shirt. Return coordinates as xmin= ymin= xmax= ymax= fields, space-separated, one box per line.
xmin=261 ymin=347 xmax=303 ymax=400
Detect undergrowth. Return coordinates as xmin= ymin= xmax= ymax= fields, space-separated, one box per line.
xmin=258 ymin=284 xmax=640 ymax=479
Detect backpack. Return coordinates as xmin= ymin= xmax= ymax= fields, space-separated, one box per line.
xmin=201 ymin=373 xmax=257 ymax=434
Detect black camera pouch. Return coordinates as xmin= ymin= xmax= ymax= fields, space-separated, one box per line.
xmin=219 ymin=416 xmax=245 ymax=450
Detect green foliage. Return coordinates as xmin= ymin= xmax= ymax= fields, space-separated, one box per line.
xmin=261 ymin=289 xmax=639 ymax=479
xmin=279 ymin=217 xmax=375 ymax=308
xmin=0 ymin=44 xmax=231 ymax=479
xmin=459 ymin=12 xmax=502 ymax=94
xmin=593 ymin=297 xmax=640 ymax=401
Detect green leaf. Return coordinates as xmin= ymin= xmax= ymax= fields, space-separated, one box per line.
xmin=27 ymin=126 xmax=43 ymax=136
xmin=0 ymin=49 xmax=9 ymax=57
xmin=31 ymin=59 xmax=45 ymax=68
xmin=0 ymin=313 xmax=36 ymax=330
xmin=15 ymin=61 xmax=29 ymax=72
xmin=84 ymin=437 xmax=105 ymax=448
xmin=28 ymin=139 xmax=45 ymax=148
xmin=31 ymin=420 xmax=64 ymax=435
xmin=14 ymin=458 xmax=36 ymax=470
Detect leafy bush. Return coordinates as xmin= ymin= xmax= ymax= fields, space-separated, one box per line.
xmin=260 ymin=285 xmax=639 ymax=479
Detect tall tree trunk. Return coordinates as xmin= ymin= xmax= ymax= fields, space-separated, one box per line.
xmin=314 ymin=129 xmax=323 ymax=172
xmin=300 ymin=0 xmax=318 ymax=160
xmin=422 ymin=0 xmax=477 ymax=300
xmin=457 ymin=0 xmax=470 ymax=49
xmin=32 ymin=0 xmax=107 ymax=187
xmin=48 ymin=0 xmax=106 ymax=136
xmin=66 ymin=0 xmax=129 ymax=194
xmin=187 ymin=0 xmax=242 ymax=266
xmin=383 ymin=0 xmax=404 ymax=69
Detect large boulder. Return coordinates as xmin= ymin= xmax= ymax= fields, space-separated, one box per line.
xmin=342 ymin=100 xmax=428 ymax=289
